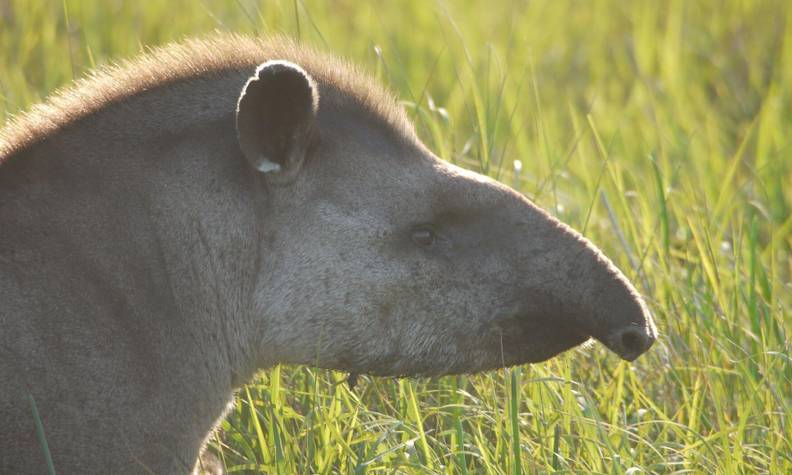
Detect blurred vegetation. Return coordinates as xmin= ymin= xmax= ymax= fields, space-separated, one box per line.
xmin=1 ymin=0 xmax=790 ymax=473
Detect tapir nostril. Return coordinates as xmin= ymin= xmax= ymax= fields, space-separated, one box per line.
xmin=622 ymin=329 xmax=644 ymax=353
xmin=608 ymin=327 xmax=654 ymax=361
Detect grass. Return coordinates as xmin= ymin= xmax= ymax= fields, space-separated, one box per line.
xmin=1 ymin=0 xmax=790 ymax=473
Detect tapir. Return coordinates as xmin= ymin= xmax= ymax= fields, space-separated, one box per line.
xmin=0 ymin=34 xmax=656 ymax=473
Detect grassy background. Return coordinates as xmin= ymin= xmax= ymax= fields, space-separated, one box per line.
xmin=2 ymin=0 xmax=790 ymax=473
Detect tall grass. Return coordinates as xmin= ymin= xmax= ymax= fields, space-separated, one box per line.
xmin=1 ymin=0 xmax=790 ymax=472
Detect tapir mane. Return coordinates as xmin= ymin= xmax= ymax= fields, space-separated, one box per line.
xmin=0 ymin=33 xmax=415 ymax=161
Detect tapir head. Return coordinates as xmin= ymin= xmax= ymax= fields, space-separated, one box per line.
xmin=235 ymin=59 xmax=657 ymax=377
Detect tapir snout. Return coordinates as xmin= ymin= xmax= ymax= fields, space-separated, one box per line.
xmin=471 ymin=177 xmax=658 ymax=365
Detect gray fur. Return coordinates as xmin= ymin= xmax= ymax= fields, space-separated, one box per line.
xmin=0 ymin=36 xmax=656 ymax=473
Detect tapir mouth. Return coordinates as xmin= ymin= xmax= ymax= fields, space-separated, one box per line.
xmin=491 ymin=311 xmax=591 ymax=365
xmin=494 ymin=303 xmax=655 ymax=365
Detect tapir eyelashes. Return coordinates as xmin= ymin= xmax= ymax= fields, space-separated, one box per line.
xmin=411 ymin=226 xmax=437 ymax=248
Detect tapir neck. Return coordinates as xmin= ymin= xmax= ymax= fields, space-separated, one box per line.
xmin=0 ymin=76 xmax=268 ymax=470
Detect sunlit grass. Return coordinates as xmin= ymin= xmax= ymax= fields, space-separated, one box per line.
xmin=1 ymin=0 xmax=790 ymax=472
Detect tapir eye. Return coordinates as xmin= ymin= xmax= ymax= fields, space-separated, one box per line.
xmin=411 ymin=227 xmax=437 ymax=248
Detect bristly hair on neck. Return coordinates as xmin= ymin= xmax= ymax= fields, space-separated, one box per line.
xmin=0 ymin=32 xmax=416 ymax=160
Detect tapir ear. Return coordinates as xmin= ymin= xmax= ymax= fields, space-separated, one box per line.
xmin=235 ymin=60 xmax=318 ymax=175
